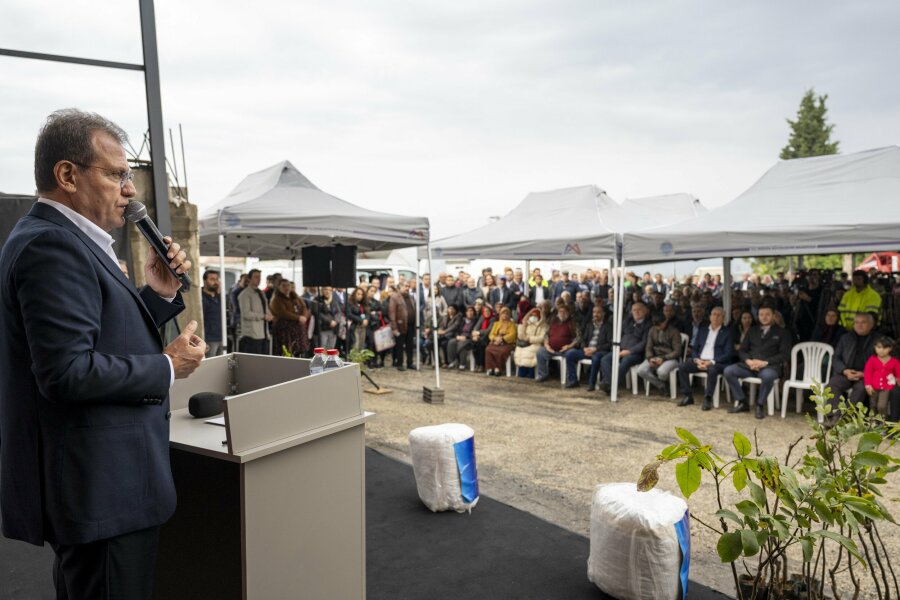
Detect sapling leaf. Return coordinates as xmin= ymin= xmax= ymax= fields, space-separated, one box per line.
xmin=676 ymin=427 xmax=701 ymax=448
xmin=733 ymin=432 xmax=751 ymax=457
xmin=735 ymin=500 xmax=760 ymax=518
xmin=748 ymin=481 xmax=767 ymax=508
xmin=637 ymin=461 xmax=661 ymax=492
xmin=716 ymin=531 xmax=743 ymax=563
xmin=858 ymin=432 xmax=882 ymax=453
xmin=853 ymin=451 xmax=890 ymax=468
xmin=811 ymin=530 xmax=865 ymax=564
xmin=800 ymin=537 xmax=814 ymax=562
xmin=732 ymin=464 xmax=748 ymax=492
xmin=676 ymin=456 xmax=702 ymax=498
xmin=740 ymin=529 xmax=760 ymax=556
xmin=715 ymin=509 xmax=743 ymax=527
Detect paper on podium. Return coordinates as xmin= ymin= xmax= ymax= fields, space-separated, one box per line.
xmin=205 ymin=417 xmax=226 ymax=426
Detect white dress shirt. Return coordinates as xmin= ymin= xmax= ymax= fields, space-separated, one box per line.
xmin=699 ymin=325 xmax=721 ymax=362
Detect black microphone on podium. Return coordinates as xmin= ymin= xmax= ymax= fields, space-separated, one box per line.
xmin=124 ymin=201 xmax=192 ymax=290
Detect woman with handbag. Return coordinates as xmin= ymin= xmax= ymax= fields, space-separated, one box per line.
xmin=366 ymin=286 xmax=391 ymax=368
xmin=347 ymin=287 xmax=369 ymax=351
xmin=485 ymin=307 xmax=517 ymax=376
xmin=514 ymin=307 xmax=549 ymax=376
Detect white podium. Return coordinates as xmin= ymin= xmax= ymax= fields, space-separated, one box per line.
xmin=154 ymin=353 xmax=373 ymax=600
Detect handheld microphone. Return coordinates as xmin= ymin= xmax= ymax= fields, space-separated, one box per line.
xmin=124 ymin=201 xmax=192 ymax=290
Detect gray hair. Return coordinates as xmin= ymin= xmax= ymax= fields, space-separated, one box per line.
xmin=710 ymin=306 xmax=725 ymax=317
xmin=34 ymin=109 xmax=128 ymax=192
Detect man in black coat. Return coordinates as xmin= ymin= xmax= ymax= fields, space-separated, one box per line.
xmin=599 ymin=302 xmax=652 ymax=393
xmin=825 ymin=312 xmax=881 ymax=415
xmin=724 ymin=304 xmax=792 ymax=419
xmin=0 ymin=110 xmax=206 ymax=599
xmin=677 ymin=306 xmax=735 ymax=410
xmin=564 ymin=304 xmax=613 ymax=391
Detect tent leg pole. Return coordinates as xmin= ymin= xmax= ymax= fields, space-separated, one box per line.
xmin=611 ymin=249 xmax=626 ymax=403
xmin=609 ymin=253 xmax=619 ymax=402
xmin=524 ymin=259 xmax=530 ymax=298
xmin=416 ymin=261 xmax=421 ymax=372
xmin=218 ymin=235 xmax=227 ymax=353
xmin=723 ymin=257 xmax=732 ymax=325
xmin=427 ymin=241 xmax=440 ymax=389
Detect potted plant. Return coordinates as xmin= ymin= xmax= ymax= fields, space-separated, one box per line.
xmin=637 ymin=383 xmax=899 ymax=599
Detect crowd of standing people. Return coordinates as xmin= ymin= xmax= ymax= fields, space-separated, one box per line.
xmin=201 ymin=263 xmax=900 ymax=421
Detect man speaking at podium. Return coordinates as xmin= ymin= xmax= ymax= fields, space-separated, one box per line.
xmin=0 ymin=109 xmax=206 ymax=599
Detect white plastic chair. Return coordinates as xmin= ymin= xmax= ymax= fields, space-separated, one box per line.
xmin=781 ymin=342 xmax=834 ymax=422
xmin=576 ymin=358 xmax=593 ymax=382
xmin=487 ymin=354 xmax=514 ymax=377
xmin=739 ymin=375 xmax=782 ymax=416
xmin=552 ymin=355 xmax=566 ymax=386
xmin=688 ymin=372 xmax=725 ymax=408
xmin=640 ymin=333 xmax=690 ymax=399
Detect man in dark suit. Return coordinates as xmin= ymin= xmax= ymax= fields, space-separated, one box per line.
xmin=676 ymin=306 xmax=735 ymax=411
xmin=724 ymin=304 xmax=792 ymax=419
xmin=0 ymin=109 xmax=206 ymax=600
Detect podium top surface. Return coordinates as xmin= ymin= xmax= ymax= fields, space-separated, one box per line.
xmin=169 ymin=353 xmax=372 ymax=460
xmin=169 ymin=409 xmax=374 ymax=463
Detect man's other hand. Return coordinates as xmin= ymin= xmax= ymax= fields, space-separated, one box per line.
xmin=164 ymin=320 xmax=206 ymax=379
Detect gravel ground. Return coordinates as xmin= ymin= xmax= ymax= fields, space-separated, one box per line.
xmin=361 ymin=364 xmax=900 ymax=600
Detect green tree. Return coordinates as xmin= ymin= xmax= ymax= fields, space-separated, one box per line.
xmin=752 ymin=89 xmax=841 ymax=273
xmin=780 ymin=88 xmax=839 ymax=159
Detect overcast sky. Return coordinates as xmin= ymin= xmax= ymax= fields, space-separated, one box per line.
xmin=1 ymin=0 xmax=898 ymax=239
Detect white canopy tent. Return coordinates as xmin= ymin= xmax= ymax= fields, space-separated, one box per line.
xmin=423 ymin=185 xmax=620 ymax=261
xmin=417 ymin=184 xmax=705 ymax=397
xmin=609 ymin=146 xmax=900 ymax=403
xmin=199 ymin=161 xmax=429 ymax=257
xmin=624 ymin=146 xmax=900 ymax=262
xmin=198 ymin=161 xmax=443 ymax=387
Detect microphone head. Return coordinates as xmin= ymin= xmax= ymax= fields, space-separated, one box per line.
xmin=124 ymin=201 xmax=147 ymax=223
xmin=188 ymin=392 xmax=226 ymax=418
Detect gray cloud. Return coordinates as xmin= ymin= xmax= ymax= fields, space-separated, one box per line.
xmin=1 ymin=0 xmax=898 ymax=239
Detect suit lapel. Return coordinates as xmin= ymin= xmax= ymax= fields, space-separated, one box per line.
xmin=28 ymin=203 xmax=160 ymax=331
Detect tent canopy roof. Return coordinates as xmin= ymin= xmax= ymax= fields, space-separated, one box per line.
xmin=199 ymin=161 xmax=429 ymax=258
xmin=425 ymin=186 xmax=703 ymax=260
xmin=624 ymin=146 xmax=900 ymax=262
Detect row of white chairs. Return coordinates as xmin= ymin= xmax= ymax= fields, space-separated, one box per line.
xmin=454 ymin=339 xmax=835 ymax=422
xmin=630 ymin=340 xmax=834 ymax=421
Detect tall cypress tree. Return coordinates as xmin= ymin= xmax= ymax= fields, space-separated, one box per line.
xmin=780 ymin=89 xmax=839 ymax=159
xmin=752 ymin=90 xmax=842 ymax=275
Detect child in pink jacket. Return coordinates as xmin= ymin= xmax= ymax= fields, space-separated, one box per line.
xmin=864 ymin=336 xmax=900 ymax=418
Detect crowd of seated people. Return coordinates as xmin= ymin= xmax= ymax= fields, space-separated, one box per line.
xmin=222 ymin=265 xmax=900 ymax=420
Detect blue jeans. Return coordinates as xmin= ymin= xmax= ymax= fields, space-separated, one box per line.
xmin=600 ymin=352 xmax=644 ymax=387
xmin=565 ymin=349 xmax=607 ymax=387
xmin=536 ymin=347 xmax=564 ymax=380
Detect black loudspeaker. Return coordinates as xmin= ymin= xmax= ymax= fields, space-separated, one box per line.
xmin=331 ymin=245 xmax=357 ymax=288
xmin=302 ymin=246 xmax=333 ymax=286
xmin=301 ymin=245 xmax=357 ymax=287
xmin=188 ymin=392 xmax=225 ymax=418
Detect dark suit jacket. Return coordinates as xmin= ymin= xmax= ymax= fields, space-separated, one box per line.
xmin=0 ymin=202 xmax=183 ymax=546
xmin=580 ymin=319 xmax=613 ymax=353
xmin=738 ymin=324 xmax=792 ymax=376
xmin=692 ymin=325 xmax=736 ymax=365
xmin=832 ymin=331 xmax=876 ymax=375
